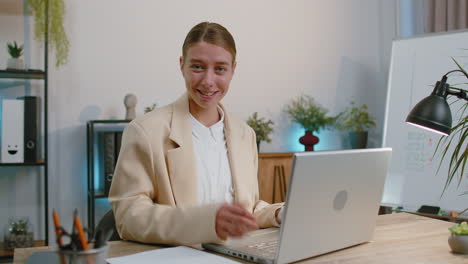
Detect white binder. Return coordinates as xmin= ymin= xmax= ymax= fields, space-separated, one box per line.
xmin=1 ymin=99 xmax=24 ymax=163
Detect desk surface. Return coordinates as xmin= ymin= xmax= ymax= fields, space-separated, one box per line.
xmin=14 ymin=213 xmax=468 ymax=264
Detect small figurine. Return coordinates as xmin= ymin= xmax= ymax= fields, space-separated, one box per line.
xmin=124 ymin=93 xmax=137 ymax=120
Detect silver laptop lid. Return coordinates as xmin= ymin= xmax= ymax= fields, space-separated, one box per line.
xmin=276 ymin=148 xmax=392 ymax=264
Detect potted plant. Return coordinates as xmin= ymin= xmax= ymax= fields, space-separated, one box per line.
xmin=429 ymin=59 xmax=468 ymax=253
xmin=285 ymin=95 xmax=336 ymax=151
xmin=144 ymin=103 xmax=157 ymax=114
xmin=335 ymin=101 xmax=376 ymax=149
xmin=6 ymin=41 xmax=25 ymax=70
xmin=246 ymin=112 xmax=274 ymax=152
xmin=435 ymin=59 xmax=468 ymax=195
xmin=4 ymin=217 xmax=34 ymax=250
xmin=448 ymin=222 xmax=468 ymax=254
xmin=27 ymin=0 xmax=70 ymax=67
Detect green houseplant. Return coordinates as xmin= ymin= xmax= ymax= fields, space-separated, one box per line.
xmin=448 ymin=222 xmax=468 ymax=254
xmin=336 ymin=101 xmax=376 ymax=149
xmin=6 ymin=41 xmax=25 ymax=70
xmin=144 ymin=103 xmax=157 ymax=114
xmin=27 ymin=0 xmax=70 ymax=67
xmin=4 ymin=217 xmax=34 ymax=250
xmin=426 ymin=59 xmax=468 ymax=253
xmin=430 ymin=59 xmax=468 ymax=197
xmin=246 ymin=112 xmax=274 ymax=152
xmin=285 ymin=95 xmax=336 ymax=151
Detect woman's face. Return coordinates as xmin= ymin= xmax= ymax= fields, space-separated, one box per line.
xmin=180 ymin=41 xmax=236 ymax=113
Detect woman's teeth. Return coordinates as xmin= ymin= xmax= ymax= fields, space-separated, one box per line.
xmin=200 ymin=91 xmax=216 ymax=96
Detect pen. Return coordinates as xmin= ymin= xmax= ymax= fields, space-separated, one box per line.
xmin=73 ymin=209 xmax=89 ymax=251
xmin=53 ymin=209 xmax=67 ymax=264
xmin=52 ymin=209 xmax=63 ymax=247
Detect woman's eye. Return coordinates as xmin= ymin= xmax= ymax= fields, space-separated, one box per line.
xmin=216 ymin=67 xmax=227 ymax=72
xmin=191 ymin=65 xmax=203 ymax=70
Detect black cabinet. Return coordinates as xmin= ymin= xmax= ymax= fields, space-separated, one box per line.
xmin=87 ymin=120 xmax=129 ymax=236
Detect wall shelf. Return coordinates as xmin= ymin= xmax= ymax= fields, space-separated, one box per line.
xmin=0 ymin=161 xmax=46 ymax=167
xmin=0 ymin=240 xmax=46 ymax=260
xmin=0 ymin=70 xmax=46 ymax=80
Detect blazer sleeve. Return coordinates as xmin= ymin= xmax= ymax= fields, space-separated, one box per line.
xmin=248 ymin=128 xmax=284 ymax=228
xmin=108 ymin=121 xmax=222 ymax=245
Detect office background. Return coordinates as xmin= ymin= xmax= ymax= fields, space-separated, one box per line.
xmin=0 ymin=0 xmax=430 ymax=244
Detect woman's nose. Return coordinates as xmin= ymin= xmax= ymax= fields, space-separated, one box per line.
xmin=201 ymin=70 xmax=215 ymax=87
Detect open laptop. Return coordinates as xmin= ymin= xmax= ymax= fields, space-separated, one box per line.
xmin=202 ymin=148 xmax=392 ymax=264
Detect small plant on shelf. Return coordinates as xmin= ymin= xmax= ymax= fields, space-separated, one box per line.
xmin=335 ymin=101 xmax=376 ymax=149
xmin=246 ymin=112 xmax=274 ymax=151
xmin=6 ymin=41 xmax=25 ymax=70
xmin=285 ymin=95 xmax=335 ymax=133
xmin=7 ymin=41 xmax=23 ymax=59
xmin=284 ymin=94 xmax=336 ymax=151
xmin=335 ymin=101 xmax=376 ymax=132
xmin=144 ymin=103 xmax=157 ymax=114
xmin=4 ymin=217 xmax=34 ymax=250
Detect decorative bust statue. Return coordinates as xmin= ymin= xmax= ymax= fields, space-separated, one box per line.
xmin=124 ymin=93 xmax=137 ymax=120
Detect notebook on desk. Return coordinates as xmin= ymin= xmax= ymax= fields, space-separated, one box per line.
xmin=203 ymin=148 xmax=392 ymax=264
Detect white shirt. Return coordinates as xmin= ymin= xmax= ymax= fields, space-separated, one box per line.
xmin=191 ymin=107 xmax=234 ymax=205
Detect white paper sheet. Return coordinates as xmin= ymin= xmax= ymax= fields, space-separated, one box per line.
xmin=106 ymin=246 xmax=241 ymax=264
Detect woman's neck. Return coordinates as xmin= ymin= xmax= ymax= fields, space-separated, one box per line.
xmin=189 ymin=100 xmax=220 ymax=127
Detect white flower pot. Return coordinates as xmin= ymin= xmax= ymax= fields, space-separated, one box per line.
xmin=6 ymin=58 xmax=25 ymax=70
xmin=448 ymin=233 xmax=468 ymax=254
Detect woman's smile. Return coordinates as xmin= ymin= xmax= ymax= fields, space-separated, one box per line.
xmin=197 ymin=89 xmax=219 ymax=99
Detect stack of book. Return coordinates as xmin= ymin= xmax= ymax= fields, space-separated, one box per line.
xmin=100 ymin=131 xmax=123 ymax=197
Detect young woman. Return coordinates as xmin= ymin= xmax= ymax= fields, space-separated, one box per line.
xmin=109 ymin=22 xmax=284 ymax=245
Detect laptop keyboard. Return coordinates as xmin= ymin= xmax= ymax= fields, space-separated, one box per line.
xmin=247 ymin=240 xmax=278 ymax=258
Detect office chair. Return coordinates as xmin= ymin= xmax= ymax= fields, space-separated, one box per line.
xmin=94 ymin=209 xmax=121 ymax=242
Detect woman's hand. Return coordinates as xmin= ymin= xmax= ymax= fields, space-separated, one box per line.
xmin=215 ymin=203 xmax=258 ymax=240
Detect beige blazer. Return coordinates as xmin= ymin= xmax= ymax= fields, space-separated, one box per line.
xmin=109 ymin=94 xmax=283 ymax=245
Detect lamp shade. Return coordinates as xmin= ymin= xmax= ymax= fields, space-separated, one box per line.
xmin=405 ymin=94 xmax=452 ymax=135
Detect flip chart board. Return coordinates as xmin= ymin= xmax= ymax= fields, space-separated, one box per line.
xmin=383 ymin=30 xmax=468 ymax=211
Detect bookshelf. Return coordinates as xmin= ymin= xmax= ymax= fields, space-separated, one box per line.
xmin=86 ymin=120 xmax=129 ymax=236
xmin=0 ymin=1 xmax=49 ymax=261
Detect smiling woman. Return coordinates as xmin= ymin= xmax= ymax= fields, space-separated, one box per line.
xmin=108 ymin=22 xmax=284 ymax=245
xmin=180 ymin=41 xmax=236 ymax=126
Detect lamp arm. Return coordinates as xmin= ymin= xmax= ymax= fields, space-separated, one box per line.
xmin=444 ymin=69 xmax=468 ymax=79
xmin=443 ymin=70 xmax=468 ymax=101
xmin=447 ymin=88 xmax=468 ymax=101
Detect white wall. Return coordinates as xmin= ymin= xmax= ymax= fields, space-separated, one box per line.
xmin=1 ymin=0 xmax=397 ymax=243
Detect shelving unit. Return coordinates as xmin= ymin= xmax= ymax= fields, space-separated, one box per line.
xmin=0 ymin=162 xmax=45 ymax=167
xmin=0 ymin=70 xmax=46 ymax=80
xmin=0 ymin=0 xmax=49 ymax=261
xmin=87 ymin=120 xmax=129 ymax=236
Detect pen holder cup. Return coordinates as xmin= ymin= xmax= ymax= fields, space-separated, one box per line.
xmin=57 ymin=245 xmax=109 ymax=264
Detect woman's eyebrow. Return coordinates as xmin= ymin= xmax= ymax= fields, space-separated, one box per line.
xmin=188 ymin=58 xmax=230 ymax=65
xmin=188 ymin=59 xmax=203 ymax=63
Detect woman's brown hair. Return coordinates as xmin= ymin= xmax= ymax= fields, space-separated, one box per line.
xmin=182 ymin=22 xmax=236 ymax=64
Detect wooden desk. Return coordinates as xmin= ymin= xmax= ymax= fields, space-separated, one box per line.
xmin=14 ymin=213 xmax=468 ymax=263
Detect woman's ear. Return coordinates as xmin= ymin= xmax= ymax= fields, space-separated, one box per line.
xmin=232 ymin=61 xmax=237 ymax=74
xmin=179 ymin=56 xmax=184 ymax=73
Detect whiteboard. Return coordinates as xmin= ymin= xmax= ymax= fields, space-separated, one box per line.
xmin=383 ymin=30 xmax=468 ymax=212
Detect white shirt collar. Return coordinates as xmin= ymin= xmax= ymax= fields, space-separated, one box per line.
xmin=190 ymin=106 xmax=225 ymax=142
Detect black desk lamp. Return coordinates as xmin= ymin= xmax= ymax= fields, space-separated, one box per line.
xmin=406 ymin=70 xmax=468 ymax=136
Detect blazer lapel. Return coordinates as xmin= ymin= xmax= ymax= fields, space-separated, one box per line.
xmin=222 ymin=105 xmax=248 ymax=206
xmin=167 ymin=94 xmax=198 ymax=206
